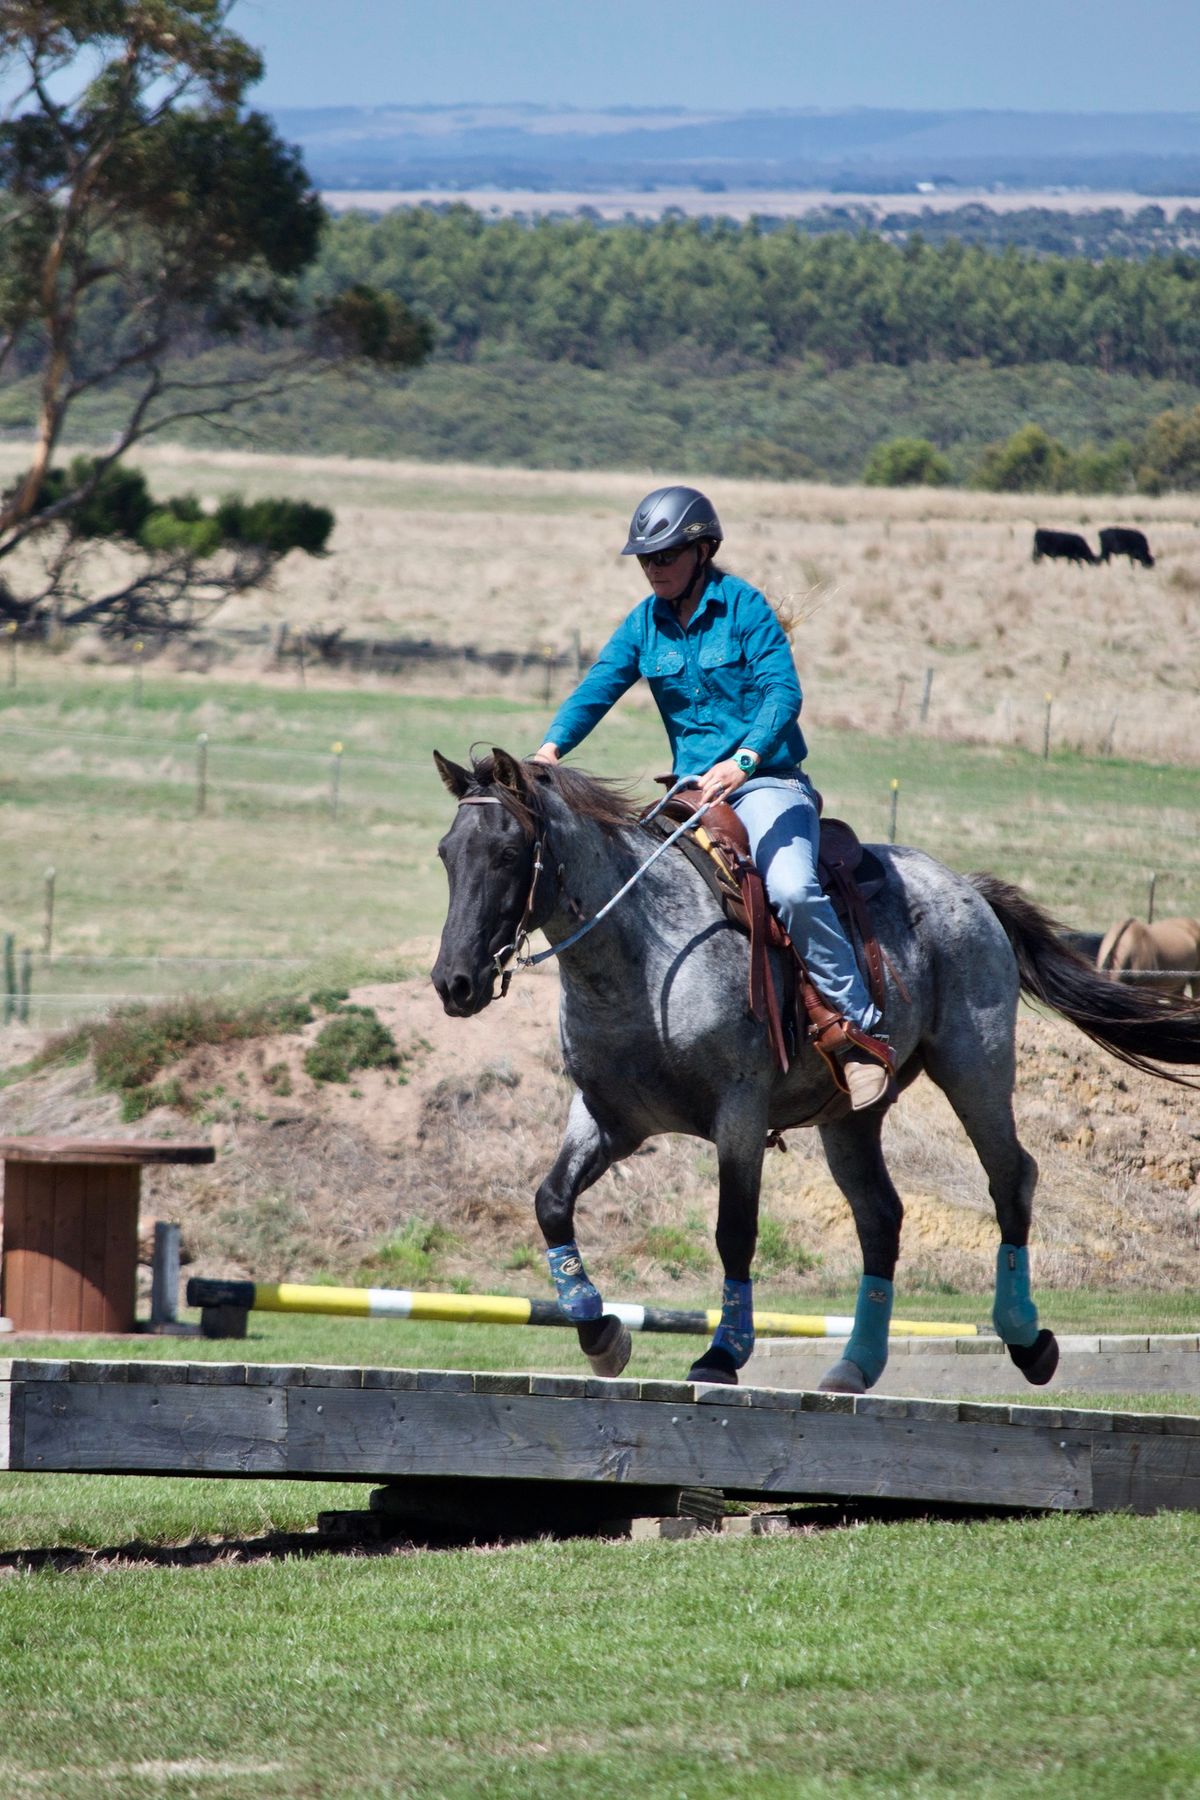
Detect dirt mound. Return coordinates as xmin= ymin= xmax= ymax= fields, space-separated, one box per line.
xmin=1 ymin=971 xmax=1197 ymax=1296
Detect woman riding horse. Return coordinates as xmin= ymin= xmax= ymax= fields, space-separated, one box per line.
xmin=532 ymin=485 xmax=892 ymax=1112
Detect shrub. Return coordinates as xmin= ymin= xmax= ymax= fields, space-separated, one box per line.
xmin=971 ymin=423 xmax=1073 ymax=493
xmin=1136 ymin=403 xmax=1200 ymax=493
xmin=216 ymin=495 xmax=334 ymax=556
xmin=304 ymin=1006 xmax=398 ymax=1083
xmin=361 ymin=1218 xmax=457 ymax=1287
xmin=863 ymin=435 xmax=951 ymax=487
xmin=139 ymin=509 xmax=223 ymax=557
xmin=39 ymin=994 xmax=314 ymax=1102
xmin=641 ymin=1223 xmax=711 ymax=1279
xmin=755 ymin=1215 xmax=818 ymax=1277
xmin=1069 ymin=438 xmax=1136 ymax=495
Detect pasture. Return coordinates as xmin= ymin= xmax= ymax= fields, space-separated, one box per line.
xmin=0 ymin=450 xmax=1197 ymax=1798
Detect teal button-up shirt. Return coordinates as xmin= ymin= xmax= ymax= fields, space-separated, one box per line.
xmin=545 ymin=571 xmax=807 ymax=775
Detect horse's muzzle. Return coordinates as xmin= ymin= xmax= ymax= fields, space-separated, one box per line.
xmin=430 ymin=959 xmax=496 ymax=1017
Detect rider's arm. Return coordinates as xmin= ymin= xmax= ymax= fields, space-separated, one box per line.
xmin=540 ymin=610 xmax=642 ymax=758
xmin=736 ymin=592 xmax=803 ymax=765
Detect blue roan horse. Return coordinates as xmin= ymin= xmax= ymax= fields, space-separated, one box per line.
xmin=432 ymin=750 xmax=1200 ymax=1392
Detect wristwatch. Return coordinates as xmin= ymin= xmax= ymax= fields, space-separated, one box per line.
xmin=733 ymin=749 xmax=759 ymax=775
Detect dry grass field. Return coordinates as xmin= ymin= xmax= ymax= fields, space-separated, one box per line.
xmin=4 ymin=444 xmax=1196 ymax=766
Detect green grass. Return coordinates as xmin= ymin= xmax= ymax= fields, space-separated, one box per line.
xmin=1 ymin=1305 xmax=1196 ymax=1795
xmin=0 ymin=1516 xmax=1196 ymax=1798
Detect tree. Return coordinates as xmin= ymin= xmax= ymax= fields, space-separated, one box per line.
xmin=862 ymin=436 xmax=951 ymax=488
xmin=0 ymin=3 xmax=431 ymax=631
xmin=1136 ymin=405 xmax=1200 ymax=493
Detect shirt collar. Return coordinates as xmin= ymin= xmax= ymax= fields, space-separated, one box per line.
xmin=651 ymin=571 xmax=725 ymax=630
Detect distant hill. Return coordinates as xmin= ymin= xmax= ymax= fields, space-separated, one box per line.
xmin=272 ymin=102 xmax=1200 ymax=194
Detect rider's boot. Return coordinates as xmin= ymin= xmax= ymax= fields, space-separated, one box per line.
xmin=838 ymin=1045 xmax=892 ymax=1111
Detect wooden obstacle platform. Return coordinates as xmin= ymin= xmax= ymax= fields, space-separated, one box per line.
xmin=2 ymin=1358 xmax=1197 ymax=1523
xmin=753 ymin=1333 xmax=1200 ymax=1398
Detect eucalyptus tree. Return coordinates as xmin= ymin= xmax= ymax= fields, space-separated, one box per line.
xmin=0 ymin=2 xmax=431 ymax=632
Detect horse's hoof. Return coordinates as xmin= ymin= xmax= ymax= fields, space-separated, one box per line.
xmin=584 ymin=1315 xmax=632 ymax=1380
xmin=817 ymin=1358 xmax=870 ymax=1395
xmin=1007 ymin=1328 xmax=1059 ymax=1387
xmin=687 ymin=1346 xmax=740 ymax=1385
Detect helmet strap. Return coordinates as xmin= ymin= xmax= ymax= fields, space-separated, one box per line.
xmin=674 ymin=542 xmax=713 ymax=614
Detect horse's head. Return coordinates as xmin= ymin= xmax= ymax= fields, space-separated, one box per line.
xmin=430 ymin=747 xmax=550 ymax=1016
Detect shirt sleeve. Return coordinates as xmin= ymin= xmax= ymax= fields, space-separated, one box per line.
xmin=736 ymin=591 xmax=803 ymax=764
xmin=543 ymin=608 xmax=642 ymax=756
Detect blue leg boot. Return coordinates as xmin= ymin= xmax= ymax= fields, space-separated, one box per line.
xmin=687 ymin=1278 xmax=754 ymax=1386
xmin=546 ymin=1242 xmax=630 ymax=1379
xmin=994 ymin=1244 xmax=1058 ymax=1386
xmin=820 ymin=1275 xmax=894 ymax=1394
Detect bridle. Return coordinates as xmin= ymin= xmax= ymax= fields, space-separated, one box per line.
xmin=455 ymin=776 xmax=724 ymax=998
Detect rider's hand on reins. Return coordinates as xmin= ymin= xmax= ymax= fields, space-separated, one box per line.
xmin=697 ymin=759 xmax=747 ymax=806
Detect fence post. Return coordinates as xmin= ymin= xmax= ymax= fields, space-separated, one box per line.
xmin=1102 ymin=709 xmax=1119 ymax=757
xmin=1147 ymin=872 xmax=1157 ymax=924
xmin=17 ymin=946 xmax=31 ymax=1023
xmin=330 ymin=741 xmax=343 ymax=820
xmin=2 ymin=932 xmax=14 ymax=1024
xmin=150 ymin=1222 xmax=182 ymax=1330
xmin=892 ymin=675 xmax=908 ymax=732
xmin=888 ymin=778 xmax=900 ymax=845
xmin=1042 ymin=692 xmax=1053 ymax=761
xmin=196 ymin=733 xmax=208 ymax=816
xmin=42 ymin=866 xmax=55 ymax=956
xmin=570 ymin=629 xmax=582 ymax=684
xmin=133 ymin=638 xmax=144 ymax=705
xmin=919 ymin=667 xmax=934 ymax=724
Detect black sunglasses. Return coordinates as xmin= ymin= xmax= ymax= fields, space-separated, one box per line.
xmin=638 ymin=545 xmax=692 ymax=568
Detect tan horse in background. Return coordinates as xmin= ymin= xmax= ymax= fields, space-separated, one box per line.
xmin=1097 ymin=916 xmax=1200 ymax=997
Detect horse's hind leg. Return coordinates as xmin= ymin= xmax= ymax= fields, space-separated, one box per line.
xmin=535 ymin=1091 xmax=636 ymax=1378
xmin=815 ymin=1111 xmax=904 ymax=1393
xmin=923 ymin=1043 xmax=1059 ymax=1387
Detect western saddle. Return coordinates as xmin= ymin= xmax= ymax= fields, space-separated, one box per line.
xmin=645 ymin=784 xmax=898 ymax=1093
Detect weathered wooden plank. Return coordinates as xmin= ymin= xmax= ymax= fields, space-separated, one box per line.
xmin=0 ymin=1137 xmax=214 ymax=1166
xmin=1091 ymin=1433 xmax=1200 ymax=1514
xmin=282 ymin=1387 xmax=1093 ymax=1509
xmin=17 ymin=1379 xmax=286 ymax=1475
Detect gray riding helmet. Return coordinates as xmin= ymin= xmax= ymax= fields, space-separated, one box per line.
xmin=621 ymin=485 xmax=723 ymax=556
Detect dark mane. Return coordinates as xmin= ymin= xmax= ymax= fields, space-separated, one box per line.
xmin=467 ymin=753 xmax=644 ymax=835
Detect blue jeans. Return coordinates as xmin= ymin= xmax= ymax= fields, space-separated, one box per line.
xmin=730 ymin=773 xmax=881 ymax=1035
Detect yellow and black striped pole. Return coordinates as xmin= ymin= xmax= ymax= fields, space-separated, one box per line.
xmin=187 ymin=1278 xmax=977 ymax=1339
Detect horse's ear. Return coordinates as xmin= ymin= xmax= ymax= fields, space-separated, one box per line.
xmin=433 ymin=751 xmax=472 ymax=798
xmin=490 ymin=748 xmax=529 ymax=795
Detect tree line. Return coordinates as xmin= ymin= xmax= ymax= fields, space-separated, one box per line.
xmin=316 ymin=204 xmax=1200 ymax=381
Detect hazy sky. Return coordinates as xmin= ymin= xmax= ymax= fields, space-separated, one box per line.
xmin=242 ymin=0 xmax=1200 ymax=113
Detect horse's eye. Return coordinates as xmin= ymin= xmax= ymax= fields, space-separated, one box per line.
xmin=497 ymin=845 xmax=520 ymax=868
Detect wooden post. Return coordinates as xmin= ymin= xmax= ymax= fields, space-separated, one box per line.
xmin=888 ymin=778 xmax=900 ymax=845
xmin=195 ymin=732 xmax=208 ymax=815
xmin=893 ymin=674 xmax=908 ymax=731
xmin=149 ymin=1222 xmax=182 ymax=1329
xmin=1102 ymin=710 xmax=1119 ymax=756
xmin=133 ymin=638 xmax=144 ymax=705
xmin=919 ymin=667 xmax=934 ymax=724
xmin=42 ymin=866 xmax=55 ymax=956
xmin=2 ymin=932 xmax=14 ymax=1025
xmin=330 ymin=741 xmax=343 ymax=819
xmin=542 ymin=647 xmax=555 ymax=705
xmin=1147 ymin=872 xmax=1157 ymax=924
xmin=17 ymin=946 xmax=31 ymax=1023
xmin=1042 ymin=692 xmax=1053 ymax=761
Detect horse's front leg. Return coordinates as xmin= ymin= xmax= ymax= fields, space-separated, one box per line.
xmin=815 ymin=1112 xmax=902 ymax=1394
xmin=535 ymin=1091 xmax=636 ymax=1379
xmin=687 ymin=1119 xmax=766 ymax=1386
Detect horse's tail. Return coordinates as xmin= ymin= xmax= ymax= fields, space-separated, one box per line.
xmin=969 ymin=873 xmax=1200 ymax=1084
xmin=1098 ymin=916 xmax=1136 ymax=972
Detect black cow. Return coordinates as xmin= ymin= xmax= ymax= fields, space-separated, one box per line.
xmin=1032 ymin=528 xmax=1097 ymax=565
xmin=1098 ymin=526 xmax=1155 ymax=567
